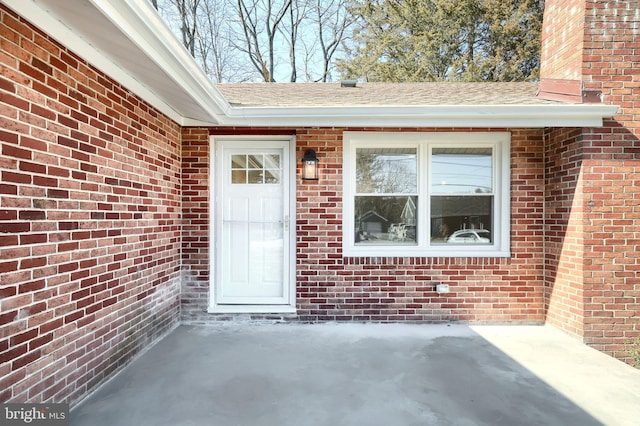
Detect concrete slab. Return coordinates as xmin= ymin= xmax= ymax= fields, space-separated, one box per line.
xmin=70 ymin=324 xmax=640 ymax=426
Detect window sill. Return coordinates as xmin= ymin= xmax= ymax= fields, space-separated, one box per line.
xmin=342 ymin=246 xmax=511 ymax=258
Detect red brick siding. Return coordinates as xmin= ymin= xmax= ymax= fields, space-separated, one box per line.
xmin=542 ymin=0 xmax=640 ymax=364
xmin=545 ymin=126 xmax=640 ymax=364
xmin=0 ymin=5 xmax=180 ymax=404
xmin=182 ymin=127 xmax=546 ymax=324
xmin=296 ymin=128 xmax=545 ymax=322
xmin=582 ymin=152 xmax=640 ymax=362
xmin=540 ymin=0 xmax=586 ymax=80
xmin=181 ymin=127 xmax=210 ymax=318
xmin=582 ymin=0 xmax=640 ymax=107
xmin=582 ymin=0 xmax=640 ymax=363
xmin=544 ymin=127 xmax=586 ymax=336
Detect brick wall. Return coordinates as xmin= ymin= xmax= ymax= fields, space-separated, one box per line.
xmin=0 ymin=5 xmax=181 ymax=404
xmin=297 ymin=128 xmax=545 ymax=322
xmin=544 ymin=127 xmax=586 ymax=336
xmin=183 ymin=127 xmax=546 ymax=324
xmin=542 ymin=0 xmax=640 ymax=364
xmin=581 ymin=0 xmax=640 ymax=359
xmin=181 ymin=127 xmax=210 ymax=319
xmin=540 ymin=0 xmax=586 ymax=81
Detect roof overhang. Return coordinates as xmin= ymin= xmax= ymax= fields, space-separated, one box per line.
xmin=2 ymin=0 xmax=619 ymax=128
xmin=2 ymin=0 xmax=229 ymax=126
xmin=222 ymin=104 xmax=619 ymax=128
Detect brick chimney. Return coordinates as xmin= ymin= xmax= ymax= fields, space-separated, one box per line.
xmin=538 ymin=0 xmax=638 ymax=107
xmin=542 ymin=0 xmax=640 ymax=364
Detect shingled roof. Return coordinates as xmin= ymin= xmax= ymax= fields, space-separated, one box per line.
xmin=215 ymin=82 xmax=561 ymax=107
xmin=5 ymin=0 xmax=616 ymax=127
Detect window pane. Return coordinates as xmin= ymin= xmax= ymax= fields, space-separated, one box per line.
xmin=231 ymin=170 xmax=246 ymax=184
xmin=232 ymin=153 xmax=281 ymax=184
xmin=431 ymin=148 xmax=492 ymax=194
xmin=264 ymin=169 xmax=280 ymax=183
xmin=355 ymin=196 xmax=417 ymax=244
xmin=248 ymin=155 xmax=263 ymax=169
xmin=356 ymin=148 xmax=417 ymax=194
xmin=248 ymin=170 xmax=263 ymax=184
xmin=231 ymin=155 xmax=246 ymax=169
xmin=431 ymin=196 xmax=493 ymax=244
xmin=264 ymin=154 xmax=280 ymax=168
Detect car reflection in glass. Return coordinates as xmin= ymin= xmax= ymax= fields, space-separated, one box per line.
xmin=447 ymin=229 xmax=491 ymax=244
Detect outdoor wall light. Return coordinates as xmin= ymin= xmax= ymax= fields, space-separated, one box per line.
xmin=301 ymin=149 xmax=319 ymax=181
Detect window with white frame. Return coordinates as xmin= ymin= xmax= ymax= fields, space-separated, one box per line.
xmin=343 ymin=132 xmax=510 ymax=257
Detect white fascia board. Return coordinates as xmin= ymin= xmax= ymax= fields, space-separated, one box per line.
xmin=221 ymin=104 xmax=619 ymax=128
xmin=91 ymin=0 xmax=230 ymax=124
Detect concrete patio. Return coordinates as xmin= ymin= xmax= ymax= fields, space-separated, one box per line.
xmin=70 ymin=324 xmax=640 ymax=426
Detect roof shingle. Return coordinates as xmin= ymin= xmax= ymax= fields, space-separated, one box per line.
xmin=215 ymin=82 xmax=561 ymax=107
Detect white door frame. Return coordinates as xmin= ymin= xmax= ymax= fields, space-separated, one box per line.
xmin=208 ymin=135 xmax=296 ymax=313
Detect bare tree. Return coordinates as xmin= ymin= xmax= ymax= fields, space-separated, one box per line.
xmin=274 ymin=0 xmax=354 ymax=82
xmin=150 ymin=0 xmax=355 ymax=82
xmin=196 ymin=0 xmax=250 ymax=82
xmin=312 ymin=0 xmax=354 ymax=82
xmin=172 ymin=0 xmax=201 ymax=56
xmin=152 ymin=0 xmax=245 ymax=82
xmin=281 ymin=0 xmax=307 ymax=82
xmin=235 ymin=0 xmax=293 ymax=82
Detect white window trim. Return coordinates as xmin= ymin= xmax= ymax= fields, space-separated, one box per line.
xmin=343 ymin=131 xmax=511 ymax=258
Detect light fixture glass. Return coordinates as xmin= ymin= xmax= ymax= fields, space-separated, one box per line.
xmin=301 ymin=149 xmax=319 ymax=180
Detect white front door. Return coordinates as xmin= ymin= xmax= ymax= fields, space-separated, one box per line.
xmin=212 ymin=138 xmax=294 ymax=311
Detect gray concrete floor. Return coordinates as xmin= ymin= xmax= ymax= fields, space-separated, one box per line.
xmin=70 ymin=324 xmax=640 ymax=426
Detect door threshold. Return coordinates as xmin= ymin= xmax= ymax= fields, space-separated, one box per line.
xmin=208 ymin=305 xmax=297 ymax=314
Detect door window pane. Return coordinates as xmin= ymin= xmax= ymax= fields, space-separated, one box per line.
xmin=248 ymin=155 xmax=263 ymax=169
xmin=231 ymin=154 xmax=281 ymax=184
xmin=355 ymin=196 xmax=418 ymax=244
xmin=231 ymin=170 xmax=246 ymax=184
xmin=231 ymin=155 xmax=246 ymax=168
xmin=248 ymin=170 xmax=263 ymax=183
xmin=264 ymin=169 xmax=280 ymax=183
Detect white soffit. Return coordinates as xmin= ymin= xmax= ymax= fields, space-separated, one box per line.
xmin=2 ymin=0 xmax=619 ymax=128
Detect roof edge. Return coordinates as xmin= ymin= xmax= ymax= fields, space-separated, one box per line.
xmin=90 ymin=0 xmax=231 ymax=123
xmin=1 ymin=0 xmax=620 ymax=129
xmin=222 ymin=104 xmax=619 ymax=128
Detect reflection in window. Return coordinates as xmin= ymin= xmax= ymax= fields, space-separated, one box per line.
xmin=431 ymin=196 xmax=492 ymax=244
xmin=355 ymin=147 xmax=417 ymax=245
xmin=431 ymin=148 xmax=493 ymax=245
xmin=355 ymin=196 xmax=418 ymax=244
xmin=356 ymin=148 xmax=417 ymax=193
xmin=431 ymin=148 xmax=492 ymax=194
xmin=231 ymin=154 xmax=281 ymax=184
